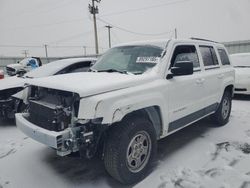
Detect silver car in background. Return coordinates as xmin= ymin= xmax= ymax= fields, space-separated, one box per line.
xmin=230 ymin=53 xmax=250 ymax=95
xmin=0 ymin=57 xmax=96 ymax=119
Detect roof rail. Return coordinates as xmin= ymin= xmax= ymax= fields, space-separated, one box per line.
xmin=190 ymin=37 xmax=218 ymax=43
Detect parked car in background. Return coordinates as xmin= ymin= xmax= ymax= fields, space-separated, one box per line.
xmin=6 ymin=57 xmax=42 ymax=76
xmin=16 ymin=39 xmax=234 ymax=184
xmin=230 ymin=53 xmax=250 ymax=95
xmin=0 ymin=70 xmax=4 ymax=79
xmin=0 ymin=57 xmax=96 ymax=119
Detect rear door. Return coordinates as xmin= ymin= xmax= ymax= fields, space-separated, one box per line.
xmin=198 ymin=45 xmax=223 ymax=108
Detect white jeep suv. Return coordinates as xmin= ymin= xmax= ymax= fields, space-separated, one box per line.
xmin=16 ymin=38 xmax=235 ymax=184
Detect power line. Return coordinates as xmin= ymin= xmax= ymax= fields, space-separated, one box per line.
xmin=0 ymin=44 xmax=107 ymax=50
xmin=0 ymin=0 xmax=78 ymax=23
xmin=0 ymin=45 xmax=42 ymax=48
xmin=111 ymin=30 xmax=122 ymax=43
xmin=100 ymin=0 xmax=190 ymax=17
xmin=97 ymin=17 xmax=174 ymax=36
xmin=50 ymin=45 xmax=94 ymax=48
xmin=6 ymin=18 xmax=84 ymax=30
xmin=48 ymin=27 xmax=103 ymax=44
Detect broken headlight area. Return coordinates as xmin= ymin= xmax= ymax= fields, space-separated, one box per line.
xmin=25 ymin=86 xmax=80 ymax=132
xmin=0 ymin=87 xmax=24 ymax=118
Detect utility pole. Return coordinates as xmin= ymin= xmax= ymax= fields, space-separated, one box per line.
xmin=89 ymin=0 xmax=101 ymax=55
xmin=22 ymin=50 xmax=29 ymax=57
xmin=83 ymin=46 xmax=87 ymax=56
xmin=174 ymin=28 xmax=178 ymax=39
xmin=44 ymin=44 xmax=49 ymax=63
xmin=105 ymin=25 xmax=112 ymax=48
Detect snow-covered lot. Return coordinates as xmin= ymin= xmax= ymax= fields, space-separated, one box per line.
xmin=0 ymin=96 xmax=250 ymax=188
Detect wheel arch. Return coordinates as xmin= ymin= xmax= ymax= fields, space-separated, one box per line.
xmin=114 ymin=106 xmax=163 ymax=139
xmin=224 ymin=84 xmax=234 ymax=97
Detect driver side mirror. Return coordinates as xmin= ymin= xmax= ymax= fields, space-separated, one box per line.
xmin=167 ymin=61 xmax=194 ymax=79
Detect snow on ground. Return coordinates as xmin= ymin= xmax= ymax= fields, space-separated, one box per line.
xmin=0 ymin=95 xmax=250 ymax=188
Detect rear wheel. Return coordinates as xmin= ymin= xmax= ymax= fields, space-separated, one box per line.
xmin=104 ymin=116 xmax=157 ymax=184
xmin=211 ymin=90 xmax=232 ymax=126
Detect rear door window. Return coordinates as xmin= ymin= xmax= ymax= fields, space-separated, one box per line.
xmin=199 ymin=46 xmax=219 ymax=67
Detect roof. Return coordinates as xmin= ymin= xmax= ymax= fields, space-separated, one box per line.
xmin=113 ymin=38 xmax=225 ymax=49
xmin=113 ymin=39 xmax=170 ymax=49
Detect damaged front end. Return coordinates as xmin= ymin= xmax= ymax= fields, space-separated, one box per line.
xmin=0 ymin=87 xmax=24 ymax=118
xmin=16 ymin=85 xmax=106 ymax=158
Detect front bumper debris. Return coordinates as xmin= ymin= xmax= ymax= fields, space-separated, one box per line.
xmin=16 ymin=113 xmax=70 ymax=149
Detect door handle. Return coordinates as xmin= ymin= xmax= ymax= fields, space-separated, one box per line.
xmin=217 ymin=74 xmax=224 ymax=79
xmin=196 ymin=78 xmax=205 ymax=85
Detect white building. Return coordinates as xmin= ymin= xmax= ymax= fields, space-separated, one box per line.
xmin=223 ymin=40 xmax=250 ymax=54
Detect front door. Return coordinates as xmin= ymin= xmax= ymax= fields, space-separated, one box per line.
xmin=167 ymin=44 xmax=205 ymax=133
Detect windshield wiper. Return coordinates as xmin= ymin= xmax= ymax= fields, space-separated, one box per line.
xmin=97 ymin=69 xmax=129 ymax=74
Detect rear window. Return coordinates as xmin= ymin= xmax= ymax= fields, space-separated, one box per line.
xmin=200 ymin=46 xmax=219 ymax=66
xmin=218 ymin=49 xmax=230 ymax=65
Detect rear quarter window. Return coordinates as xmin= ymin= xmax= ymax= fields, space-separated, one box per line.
xmin=218 ymin=49 xmax=230 ymax=65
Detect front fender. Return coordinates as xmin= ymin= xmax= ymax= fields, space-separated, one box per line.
xmin=96 ymin=92 xmax=167 ymax=124
xmin=78 ymin=89 xmax=167 ymax=125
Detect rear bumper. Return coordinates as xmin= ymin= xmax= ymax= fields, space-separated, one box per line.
xmin=234 ymin=82 xmax=250 ymax=95
xmin=16 ymin=113 xmax=70 ymax=149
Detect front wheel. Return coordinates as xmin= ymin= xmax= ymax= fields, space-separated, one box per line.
xmin=104 ymin=116 xmax=157 ymax=184
xmin=211 ymin=90 xmax=232 ymax=126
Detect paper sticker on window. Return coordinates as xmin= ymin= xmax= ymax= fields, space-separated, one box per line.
xmin=136 ymin=57 xmax=160 ymax=64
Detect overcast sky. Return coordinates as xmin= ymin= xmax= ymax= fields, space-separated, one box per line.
xmin=0 ymin=0 xmax=250 ymax=57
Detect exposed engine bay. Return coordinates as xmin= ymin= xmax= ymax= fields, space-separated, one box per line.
xmin=24 ymin=86 xmax=107 ymax=158
xmin=27 ymin=86 xmax=79 ymax=132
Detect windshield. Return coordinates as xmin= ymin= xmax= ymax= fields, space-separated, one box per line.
xmin=231 ymin=54 xmax=250 ymax=68
xmin=91 ymin=45 xmax=164 ymax=74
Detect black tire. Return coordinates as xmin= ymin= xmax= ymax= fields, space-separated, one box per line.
xmin=104 ymin=116 xmax=157 ymax=185
xmin=211 ymin=90 xmax=232 ymax=126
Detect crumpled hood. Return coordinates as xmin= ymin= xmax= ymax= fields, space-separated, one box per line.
xmin=26 ymin=72 xmax=156 ymax=97
xmin=0 ymin=76 xmax=26 ymax=90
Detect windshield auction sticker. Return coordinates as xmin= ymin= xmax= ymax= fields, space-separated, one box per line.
xmin=136 ymin=57 xmax=160 ymax=64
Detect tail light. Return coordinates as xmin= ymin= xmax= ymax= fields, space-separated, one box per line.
xmin=0 ymin=71 xmax=4 ymax=79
